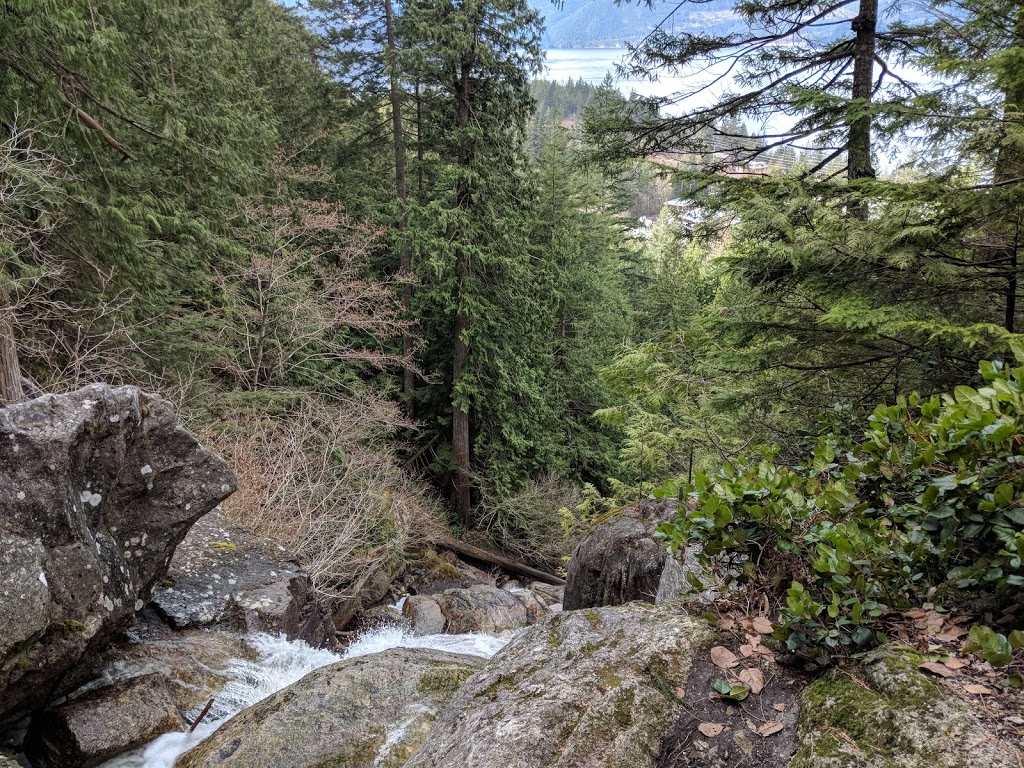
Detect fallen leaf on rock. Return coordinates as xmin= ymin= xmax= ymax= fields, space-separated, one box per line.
xmin=773 ymin=703 xmax=786 ymax=712
xmin=711 ymin=646 xmax=740 ymax=669
xmin=674 ymin=687 xmax=686 ymax=699
xmin=752 ymin=617 xmax=774 ymax=634
xmin=739 ymin=644 xmax=755 ymax=658
xmin=699 ymin=722 xmax=725 ymax=737
xmin=963 ymin=684 xmax=994 ymax=695
xmin=738 ymin=667 xmax=766 ymax=694
xmin=943 ymin=657 xmax=969 ymax=670
xmin=919 ymin=662 xmax=954 ymax=678
xmin=758 ymin=720 xmax=785 ymax=737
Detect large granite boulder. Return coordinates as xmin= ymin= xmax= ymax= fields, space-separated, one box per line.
xmin=401 ymin=585 xmax=548 ymax=635
xmin=403 ymin=603 xmax=713 ymax=768
xmin=24 ymin=672 xmax=184 ymax=768
xmin=0 ymin=385 xmax=235 ymax=727
xmin=436 ymin=585 xmax=547 ymax=634
xmin=175 ymin=648 xmax=485 ymax=768
xmin=151 ymin=508 xmax=334 ymax=647
xmin=563 ymin=501 xmax=676 ymax=610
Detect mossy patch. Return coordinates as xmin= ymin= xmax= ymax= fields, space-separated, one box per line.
xmin=792 ymin=644 xmax=967 ymax=768
xmin=596 ymin=668 xmax=623 ymax=689
xmin=417 ymin=665 xmax=477 ymax=695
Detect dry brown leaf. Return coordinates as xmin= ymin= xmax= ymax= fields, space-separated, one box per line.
xmin=674 ymin=687 xmax=686 ymax=699
xmin=919 ymin=662 xmax=954 ymax=678
xmin=740 ymin=618 xmax=754 ymax=631
xmin=752 ymin=617 xmax=774 ymax=634
xmin=710 ymin=646 xmax=740 ymax=669
xmin=738 ymin=644 xmax=755 ymax=658
xmin=916 ymin=611 xmax=945 ymax=635
xmin=758 ymin=720 xmax=785 ymax=737
xmin=746 ymin=634 xmax=762 ymax=647
xmin=904 ymin=609 xmax=928 ymax=619
xmin=773 ymin=703 xmax=786 ymax=712
xmin=718 ymin=617 xmax=736 ymax=630
xmin=738 ymin=667 xmax=766 ymax=694
xmin=936 ymin=625 xmax=969 ymax=641
xmin=698 ymin=722 xmax=725 ymax=737
xmin=963 ymin=684 xmax=994 ymax=695
xmin=943 ymin=657 xmax=969 ymax=670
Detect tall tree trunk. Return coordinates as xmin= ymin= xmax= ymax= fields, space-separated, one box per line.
xmin=0 ymin=285 xmax=23 ymax=405
xmin=415 ymin=80 xmax=425 ymax=200
xmin=384 ymin=0 xmax=415 ymax=417
xmin=848 ymin=0 xmax=878 ymax=219
xmin=995 ymin=7 xmax=1024 ymax=333
xmin=451 ymin=39 xmax=477 ymax=527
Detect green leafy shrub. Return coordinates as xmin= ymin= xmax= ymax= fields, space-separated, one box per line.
xmin=658 ymin=354 xmax=1024 ymax=653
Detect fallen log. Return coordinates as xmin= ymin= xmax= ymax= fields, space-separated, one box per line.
xmin=436 ymin=536 xmax=566 ymax=587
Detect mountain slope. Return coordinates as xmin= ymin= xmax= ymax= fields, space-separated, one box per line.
xmin=529 ymin=0 xmax=741 ymax=48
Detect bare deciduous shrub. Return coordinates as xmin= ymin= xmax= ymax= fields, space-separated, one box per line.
xmin=214 ymin=199 xmax=415 ymax=393
xmin=206 ymin=395 xmax=444 ymax=602
xmin=476 ymin=473 xmax=587 ymax=572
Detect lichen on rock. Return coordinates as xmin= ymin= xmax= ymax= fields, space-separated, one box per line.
xmin=0 ymin=385 xmax=236 ymax=728
xmin=403 ymin=602 xmax=713 ymax=768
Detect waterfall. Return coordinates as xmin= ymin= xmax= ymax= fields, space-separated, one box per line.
xmin=99 ymin=623 xmax=508 ymax=768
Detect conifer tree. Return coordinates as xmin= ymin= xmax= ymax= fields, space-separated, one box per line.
xmin=400 ymin=0 xmax=543 ymax=522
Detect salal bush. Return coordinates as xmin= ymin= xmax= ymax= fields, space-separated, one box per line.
xmin=658 ymin=355 xmax=1024 ymax=652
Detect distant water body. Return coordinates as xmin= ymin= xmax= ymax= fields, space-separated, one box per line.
xmin=542 ymin=48 xmax=734 ymax=118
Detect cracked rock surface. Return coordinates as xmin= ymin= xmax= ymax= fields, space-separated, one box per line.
xmin=151 ymin=508 xmax=334 ymax=647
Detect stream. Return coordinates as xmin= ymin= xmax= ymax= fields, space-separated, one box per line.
xmin=99 ymin=619 xmax=512 ymax=768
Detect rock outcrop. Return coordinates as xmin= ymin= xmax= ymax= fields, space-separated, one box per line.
xmin=793 ymin=646 xmax=1020 ymax=768
xmin=176 ymin=648 xmax=485 ymax=768
xmin=563 ymin=501 xmax=676 ymax=610
xmin=24 ymin=672 xmax=184 ymax=768
xmin=404 ymin=602 xmax=712 ymax=768
xmin=151 ymin=508 xmax=334 ymax=647
xmin=0 ymin=385 xmax=236 ymax=727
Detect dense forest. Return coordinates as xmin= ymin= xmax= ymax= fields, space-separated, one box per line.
xmin=2 ymin=0 xmax=1023 ymax=663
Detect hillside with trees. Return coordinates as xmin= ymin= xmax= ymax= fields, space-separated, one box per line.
xmin=2 ymin=0 xmax=1024 ymax=689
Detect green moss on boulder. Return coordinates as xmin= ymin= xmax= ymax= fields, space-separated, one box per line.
xmin=792 ymin=644 xmax=1017 ymax=768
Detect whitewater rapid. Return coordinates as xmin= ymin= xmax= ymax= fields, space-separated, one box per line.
xmin=99 ymin=622 xmax=509 ymax=768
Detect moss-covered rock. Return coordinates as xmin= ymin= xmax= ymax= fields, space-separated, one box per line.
xmin=174 ymin=648 xmax=483 ymax=768
xmin=792 ymin=644 xmax=1017 ymax=768
xmin=403 ymin=602 xmax=713 ymax=768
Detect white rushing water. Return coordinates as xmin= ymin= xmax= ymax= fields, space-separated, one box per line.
xmin=100 ymin=621 xmax=509 ymax=768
